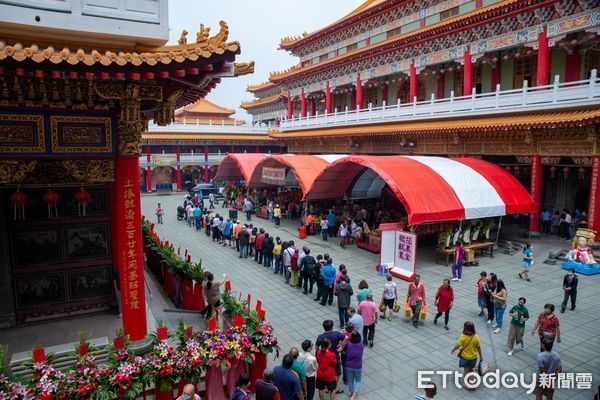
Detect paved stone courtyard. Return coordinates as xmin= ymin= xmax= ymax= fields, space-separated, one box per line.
xmin=142 ymin=194 xmax=599 ymax=400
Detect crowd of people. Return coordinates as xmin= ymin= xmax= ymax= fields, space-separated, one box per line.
xmin=164 ymin=197 xmax=583 ymax=400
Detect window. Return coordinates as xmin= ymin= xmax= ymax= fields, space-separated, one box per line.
xmin=584 ymin=50 xmax=600 ymax=79
xmin=425 ymin=14 xmax=440 ymax=25
xmin=338 ymin=47 xmax=347 ymax=56
xmin=365 ymin=87 xmax=378 ymax=107
xmin=302 ymin=60 xmax=311 ymax=67
xmin=387 ymin=27 xmax=401 ymax=39
xmin=514 ymin=55 xmax=537 ymax=88
xmin=370 ymin=32 xmax=387 ymax=45
xmin=357 ymin=40 xmax=367 ymax=49
xmin=440 ymin=6 xmax=459 ymax=20
xmin=346 ymin=43 xmax=358 ymax=52
xmin=319 ymin=53 xmax=329 ymax=62
xmin=453 ymin=70 xmax=464 ymax=96
xmin=328 ymin=50 xmax=337 ymax=59
xmin=459 ymin=1 xmax=476 ymax=14
xmin=401 ymin=20 xmax=420 ymax=34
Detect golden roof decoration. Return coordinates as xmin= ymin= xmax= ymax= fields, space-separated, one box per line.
xmin=234 ymin=61 xmax=255 ymax=76
xmin=269 ymin=64 xmax=302 ymax=80
xmin=247 ymin=81 xmax=276 ymax=93
xmin=0 ymin=20 xmax=239 ymax=67
xmin=176 ymin=98 xmax=235 ymax=116
xmin=279 ymin=0 xmax=385 ymax=48
xmin=240 ymin=90 xmax=288 ymax=110
xmin=271 ymin=0 xmax=516 ymax=81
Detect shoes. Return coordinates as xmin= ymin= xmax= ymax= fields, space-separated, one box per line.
xmin=518 ymin=272 xmax=522 ymax=279
xmin=433 ymin=318 xmax=438 ymax=325
xmin=494 ymin=328 xmax=501 ymax=334
xmin=314 ymin=298 xmax=320 ymax=301
xmin=451 ymin=278 xmax=458 ymax=281
xmin=486 ymin=320 xmax=492 ymax=325
xmin=339 ymin=325 xmax=345 ymax=330
xmin=444 ymin=325 xmax=449 ymax=331
xmin=478 ymin=311 xmax=484 ymax=317
xmin=526 ymin=278 xmax=531 ymax=282
xmin=303 ymin=291 xmax=308 ymax=295
xmin=369 ymin=341 xmax=373 ymax=348
xmin=413 ymin=322 xmax=419 ymax=329
xmin=493 ymin=323 xmax=498 ymax=328
xmin=336 ymin=388 xmax=344 ymax=394
xmin=507 ymin=350 xmax=513 ymax=356
xmin=571 ymin=307 xmax=576 ymax=311
xmin=560 ymin=307 xmax=565 ymax=313
xmin=363 ymin=341 xmax=368 ymax=346
xmin=320 ymin=302 xmax=326 ymax=306
xmin=458 ymin=279 xmax=462 ymax=282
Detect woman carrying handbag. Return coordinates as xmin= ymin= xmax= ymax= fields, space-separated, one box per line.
xmin=451 ymin=321 xmax=483 ymax=391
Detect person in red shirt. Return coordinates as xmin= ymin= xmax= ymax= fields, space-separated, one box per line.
xmin=476 ymin=271 xmax=488 ymax=317
xmin=256 ymin=228 xmax=265 ymax=264
xmin=434 ymin=279 xmax=454 ymax=331
xmin=406 ymin=274 xmax=427 ymax=328
xmin=316 ymin=339 xmax=338 ymax=399
xmin=530 ymin=303 xmax=561 ymax=349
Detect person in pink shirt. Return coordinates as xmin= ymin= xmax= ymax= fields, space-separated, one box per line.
xmin=357 ymin=293 xmax=378 ymax=348
xmin=406 ymin=274 xmax=427 ymax=329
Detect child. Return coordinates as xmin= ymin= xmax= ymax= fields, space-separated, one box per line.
xmin=519 ymin=243 xmax=533 ymax=282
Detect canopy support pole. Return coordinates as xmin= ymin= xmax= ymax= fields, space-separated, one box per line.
xmin=495 ymin=216 xmax=503 ymax=243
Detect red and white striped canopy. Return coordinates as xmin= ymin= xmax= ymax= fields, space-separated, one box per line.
xmin=306 ymin=155 xmax=534 ymax=225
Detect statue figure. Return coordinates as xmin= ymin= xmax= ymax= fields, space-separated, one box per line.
xmin=567 ymin=231 xmax=595 ymax=265
xmin=196 ymin=24 xmax=210 ymax=43
xmin=208 ymin=20 xmax=229 ymax=49
xmin=178 ymin=30 xmax=188 ymax=45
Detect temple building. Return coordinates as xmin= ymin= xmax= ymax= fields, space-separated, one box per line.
xmin=141 ymin=98 xmax=284 ymax=191
xmin=0 ymin=0 xmax=250 ymax=340
xmin=241 ymin=81 xmax=288 ymax=124
xmin=244 ymin=0 xmax=600 ymax=234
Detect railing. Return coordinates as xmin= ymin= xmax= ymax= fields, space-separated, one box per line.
xmin=139 ymin=152 xmax=277 ymax=167
xmin=280 ymin=70 xmax=600 ymax=131
xmin=146 ymin=120 xmax=271 ymax=133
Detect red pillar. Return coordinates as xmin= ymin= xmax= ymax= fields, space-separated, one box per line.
xmin=529 ymin=155 xmax=542 ymax=233
xmin=409 ymin=64 xmax=418 ymax=103
xmin=256 ymin=145 xmax=260 ymax=153
xmin=491 ymin=57 xmax=502 ymax=91
xmin=355 ymin=75 xmax=363 ymax=109
xmin=463 ymin=50 xmax=473 ymax=97
xmin=114 ymin=156 xmax=147 ymax=341
xmin=300 ymin=89 xmax=307 ymax=117
xmin=176 ymin=145 xmax=182 ymax=191
xmin=537 ymin=30 xmax=550 ymax=86
xmin=204 ymin=145 xmax=209 ymax=183
xmin=382 ymin=83 xmax=389 ymax=105
xmin=436 ymin=75 xmax=445 ymax=99
xmin=287 ymin=95 xmax=293 ymax=119
xmin=310 ymin=98 xmax=316 ymax=116
xmin=145 ymin=144 xmax=152 ymax=192
xmin=325 ymin=83 xmax=332 ymax=114
xmin=565 ymin=47 xmax=581 ymax=82
xmin=588 ymin=156 xmax=600 ymax=233
xmin=230 ymin=145 xmax=235 ymax=153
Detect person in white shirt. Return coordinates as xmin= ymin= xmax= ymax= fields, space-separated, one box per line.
xmin=187 ymin=205 xmax=195 ymax=227
xmin=298 ymin=340 xmax=318 ymax=400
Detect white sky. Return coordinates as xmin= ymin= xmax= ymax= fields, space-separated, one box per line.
xmin=167 ymin=0 xmax=365 ymax=121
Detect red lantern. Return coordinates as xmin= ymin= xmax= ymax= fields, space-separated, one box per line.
xmin=43 ymin=189 xmax=59 ymax=218
xmin=9 ymin=189 xmax=27 ymax=220
xmin=578 ymin=167 xmax=586 ymax=180
xmin=562 ymin=166 xmax=570 ymax=179
xmin=75 ymin=187 xmax=90 ymax=217
xmin=550 ymin=166 xmax=557 ymax=178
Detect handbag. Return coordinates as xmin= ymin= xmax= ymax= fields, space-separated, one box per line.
xmin=392 ymin=301 xmax=400 ymax=313
xmin=379 ymin=300 xmax=387 ymax=313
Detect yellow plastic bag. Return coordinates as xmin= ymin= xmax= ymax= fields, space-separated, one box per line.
xmin=404 ymin=301 xmax=411 ymax=318
xmin=420 ymin=304 xmax=428 ymax=321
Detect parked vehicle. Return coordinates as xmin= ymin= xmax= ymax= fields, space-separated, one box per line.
xmin=189 ymin=183 xmax=225 ymax=200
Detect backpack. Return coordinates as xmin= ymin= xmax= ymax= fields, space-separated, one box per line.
xmin=291 ymin=249 xmax=300 ymax=271
xmin=304 ymin=256 xmax=316 ymax=277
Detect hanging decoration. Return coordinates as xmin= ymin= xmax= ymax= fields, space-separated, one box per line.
xmin=75 ymin=187 xmax=91 ymax=217
xmin=43 ymin=189 xmax=59 ymax=219
xmin=578 ymin=167 xmax=586 ymax=180
xmin=562 ymin=166 xmax=570 ymax=180
xmin=9 ymin=189 xmax=27 ymax=220
xmin=550 ymin=166 xmax=557 ymax=178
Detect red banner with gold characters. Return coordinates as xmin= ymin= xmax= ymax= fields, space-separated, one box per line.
xmin=115 ymin=157 xmax=147 ymax=341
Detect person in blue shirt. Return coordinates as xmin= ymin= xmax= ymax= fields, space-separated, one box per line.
xmin=192 ymin=206 xmax=202 ymax=231
xmin=520 ymin=243 xmax=533 ymax=282
xmin=223 ymin=219 xmax=233 ymax=247
xmin=321 ymin=258 xmax=337 ymax=306
xmin=327 ymin=210 xmax=337 ymax=238
xmin=273 ymin=354 xmax=303 ymax=400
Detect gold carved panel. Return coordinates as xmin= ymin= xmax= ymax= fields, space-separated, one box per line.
xmin=50 ymin=115 xmax=113 ymax=154
xmin=0 ymin=114 xmax=45 ymax=153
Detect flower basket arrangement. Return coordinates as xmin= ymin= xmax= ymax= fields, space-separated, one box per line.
xmin=146 ymin=326 xmax=180 ymax=393
xmin=62 ymin=336 xmax=112 ymax=400
xmin=106 ymin=332 xmax=147 ymax=399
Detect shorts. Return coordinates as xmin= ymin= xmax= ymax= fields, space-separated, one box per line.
xmin=458 ymin=357 xmax=477 ymax=369
xmin=522 ymin=261 xmax=531 ymax=270
xmin=478 ymin=296 xmax=487 ymax=309
xmin=383 ymin=298 xmax=395 ymax=309
xmin=316 ymin=379 xmax=337 ymax=391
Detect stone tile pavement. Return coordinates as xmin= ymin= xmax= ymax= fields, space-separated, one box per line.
xmin=142 ymin=194 xmax=600 ymax=400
